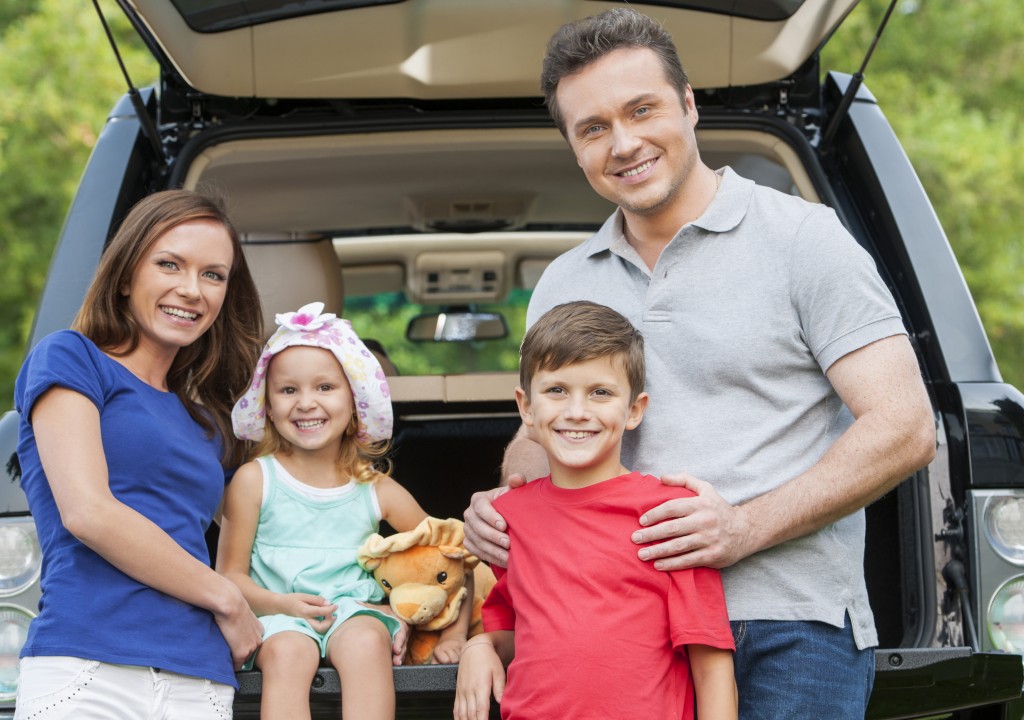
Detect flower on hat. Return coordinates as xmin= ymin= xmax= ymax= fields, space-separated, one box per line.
xmin=275 ymin=301 xmax=337 ymax=332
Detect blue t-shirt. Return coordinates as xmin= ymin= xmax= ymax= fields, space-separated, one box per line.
xmin=14 ymin=331 xmax=236 ymax=687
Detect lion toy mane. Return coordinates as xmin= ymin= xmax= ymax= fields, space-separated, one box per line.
xmin=357 ymin=516 xmax=496 ymax=665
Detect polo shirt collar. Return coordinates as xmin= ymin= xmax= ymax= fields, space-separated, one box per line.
xmin=584 ymin=165 xmax=753 ymax=258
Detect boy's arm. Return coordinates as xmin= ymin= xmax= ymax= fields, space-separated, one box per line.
xmin=454 ymin=631 xmax=515 ymax=720
xmin=688 ymin=644 xmax=738 ymax=720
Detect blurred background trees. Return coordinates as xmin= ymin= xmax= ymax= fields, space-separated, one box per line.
xmin=0 ymin=0 xmax=1022 ymax=408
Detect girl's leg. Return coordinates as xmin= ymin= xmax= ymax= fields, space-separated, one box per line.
xmin=326 ymin=614 xmax=396 ymax=720
xmin=255 ymin=631 xmax=321 ymax=720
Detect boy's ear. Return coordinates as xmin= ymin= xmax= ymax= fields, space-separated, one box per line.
xmin=514 ymin=386 xmax=534 ymax=427
xmin=625 ymin=391 xmax=649 ymax=431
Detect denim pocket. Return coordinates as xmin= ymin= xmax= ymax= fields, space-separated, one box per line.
xmin=202 ymin=679 xmax=234 ymax=718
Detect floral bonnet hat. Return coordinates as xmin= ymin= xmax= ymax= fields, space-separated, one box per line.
xmin=231 ymin=301 xmax=393 ymax=443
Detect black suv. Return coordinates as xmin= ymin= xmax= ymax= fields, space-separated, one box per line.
xmin=0 ymin=1 xmax=1021 ymax=717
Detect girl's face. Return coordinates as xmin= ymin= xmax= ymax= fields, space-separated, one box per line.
xmin=265 ymin=345 xmax=355 ymax=457
xmin=123 ymin=219 xmax=233 ymax=360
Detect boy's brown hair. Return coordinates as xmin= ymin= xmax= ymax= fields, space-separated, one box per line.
xmin=519 ymin=301 xmax=645 ymax=402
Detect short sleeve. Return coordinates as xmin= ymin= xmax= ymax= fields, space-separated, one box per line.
xmin=14 ymin=331 xmax=106 ymax=421
xmin=481 ymin=565 xmax=516 ymax=632
xmin=790 ymin=207 xmax=906 ymax=372
xmin=667 ymin=566 xmax=735 ymax=651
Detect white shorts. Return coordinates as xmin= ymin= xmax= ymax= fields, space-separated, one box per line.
xmin=14 ymin=656 xmax=234 ymax=720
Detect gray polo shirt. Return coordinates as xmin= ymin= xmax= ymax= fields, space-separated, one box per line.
xmin=527 ymin=167 xmax=907 ymax=649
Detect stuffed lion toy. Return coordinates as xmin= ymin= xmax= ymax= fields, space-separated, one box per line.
xmin=357 ymin=517 xmax=496 ymax=664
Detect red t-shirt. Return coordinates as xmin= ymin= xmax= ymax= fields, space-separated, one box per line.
xmin=483 ymin=473 xmax=735 ymax=720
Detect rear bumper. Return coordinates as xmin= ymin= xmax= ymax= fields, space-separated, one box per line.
xmin=231 ymin=647 xmax=1023 ymax=719
xmin=868 ymin=648 xmax=1023 ymax=719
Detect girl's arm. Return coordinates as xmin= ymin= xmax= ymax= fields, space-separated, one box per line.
xmin=688 ymin=644 xmax=738 ymax=720
xmin=374 ymin=474 xmax=428 ymax=531
xmin=32 ymin=388 xmax=263 ymax=669
xmin=217 ymin=460 xmax=338 ymax=632
xmin=432 ymin=568 xmax=475 ymax=663
xmin=454 ymin=630 xmax=514 ymax=720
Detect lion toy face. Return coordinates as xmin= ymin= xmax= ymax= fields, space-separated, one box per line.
xmin=357 ymin=517 xmax=496 ymax=664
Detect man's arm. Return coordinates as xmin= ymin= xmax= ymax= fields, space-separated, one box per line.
xmin=633 ymin=334 xmax=936 ymax=570
xmin=463 ymin=425 xmax=549 ymax=566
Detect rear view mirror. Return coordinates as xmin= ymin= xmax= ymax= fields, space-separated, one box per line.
xmin=406 ymin=311 xmax=509 ymax=342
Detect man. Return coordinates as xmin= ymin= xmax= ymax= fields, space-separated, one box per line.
xmin=463 ymin=8 xmax=936 ymax=719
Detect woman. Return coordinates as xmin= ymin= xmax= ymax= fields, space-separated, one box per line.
xmin=13 ymin=189 xmax=265 ymax=718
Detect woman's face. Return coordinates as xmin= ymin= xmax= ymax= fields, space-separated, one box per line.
xmin=123 ymin=219 xmax=234 ymax=359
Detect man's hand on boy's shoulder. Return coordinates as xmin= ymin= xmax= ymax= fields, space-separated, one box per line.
xmin=631 ymin=472 xmax=752 ymax=571
xmin=464 ymin=484 xmax=514 ymax=566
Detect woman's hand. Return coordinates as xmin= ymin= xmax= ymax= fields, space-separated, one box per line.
xmin=214 ymin=585 xmax=264 ymax=670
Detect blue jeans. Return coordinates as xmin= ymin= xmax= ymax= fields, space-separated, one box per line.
xmin=730 ymin=614 xmax=874 ymax=720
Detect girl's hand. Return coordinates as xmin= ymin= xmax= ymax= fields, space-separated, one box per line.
xmin=281 ymin=593 xmax=338 ymax=634
xmin=432 ymin=634 xmax=466 ymax=664
xmin=359 ymin=601 xmax=410 ymax=665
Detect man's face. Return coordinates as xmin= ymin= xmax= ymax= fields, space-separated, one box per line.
xmin=557 ymin=47 xmax=700 ymax=222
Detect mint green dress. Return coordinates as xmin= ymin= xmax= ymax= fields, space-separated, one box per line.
xmin=249 ymin=456 xmax=399 ymax=656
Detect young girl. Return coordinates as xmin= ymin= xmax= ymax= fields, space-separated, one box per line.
xmin=219 ymin=302 xmax=472 ymax=719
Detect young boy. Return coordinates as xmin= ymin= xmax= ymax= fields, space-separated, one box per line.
xmin=454 ymin=301 xmax=737 ymax=720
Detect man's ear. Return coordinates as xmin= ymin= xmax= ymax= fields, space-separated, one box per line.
xmin=514 ymin=386 xmax=534 ymax=427
xmin=625 ymin=391 xmax=649 ymax=431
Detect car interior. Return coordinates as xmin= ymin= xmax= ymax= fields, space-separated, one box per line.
xmin=190 ymin=122 xmax=904 ymax=645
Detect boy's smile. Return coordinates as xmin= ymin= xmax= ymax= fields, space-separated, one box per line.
xmin=516 ymin=355 xmax=648 ymax=489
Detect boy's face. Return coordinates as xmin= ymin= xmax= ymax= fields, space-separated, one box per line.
xmin=516 ymin=355 xmax=648 ymax=489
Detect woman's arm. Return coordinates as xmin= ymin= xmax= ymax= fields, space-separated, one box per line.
xmin=32 ymin=387 xmax=263 ymax=668
xmin=688 ymin=644 xmax=738 ymax=720
xmin=217 ymin=460 xmax=338 ymax=633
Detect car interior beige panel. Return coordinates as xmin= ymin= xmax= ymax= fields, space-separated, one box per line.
xmin=341 ymin=265 xmax=406 ymax=297
xmin=129 ymin=0 xmax=852 ymax=98
xmin=699 ymin=130 xmax=819 ymax=202
xmin=387 ymin=376 xmax=446 ymax=403
xmin=126 ymin=0 xmax=254 ymax=96
xmin=445 ymin=374 xmax=520 ymax=403
xmin=181 ymin=130 xmax=600 ymax=233
xmin=731 ymin=0 xmax=857 ymax=87
xmin=241 ymin=239 xmax=343 ymax=338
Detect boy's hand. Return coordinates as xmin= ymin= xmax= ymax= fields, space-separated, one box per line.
xmin=279 ymin=593 xmax=338 ymax=634
xmin=454 ymin=641 xmax=505 ymax=720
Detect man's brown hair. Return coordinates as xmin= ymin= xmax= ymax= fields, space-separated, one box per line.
xmin=520 ymin=301 xmax=645 ymax=402
xmin=540 ymin=8 xmax=690 ymax=137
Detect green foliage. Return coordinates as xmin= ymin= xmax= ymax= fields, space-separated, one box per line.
xmin=0 ymin=0 xmax=154 ymax=407
xmin=823 ymin=0 xmax=1024 ymax=387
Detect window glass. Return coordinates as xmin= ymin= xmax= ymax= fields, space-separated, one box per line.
xmin=344 ymin=290 xmax=530 ymax=376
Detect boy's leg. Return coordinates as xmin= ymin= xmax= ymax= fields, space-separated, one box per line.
xmin=730 ymin=614 xmax=874 ymax=720
xmin=326 ymin=614 xmax=396 ymax=720
xmin=255 ymin=630 xmax=321 ymax=720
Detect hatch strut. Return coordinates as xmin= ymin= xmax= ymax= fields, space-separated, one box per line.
xmin=820 ymin=0 xmax=899 ymax=151
xmin=90 ymin=0 xmax=168 ymax=167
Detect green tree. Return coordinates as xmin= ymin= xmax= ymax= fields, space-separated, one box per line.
xmin=823 ymin=0 xmax=1024 ymax=387
xmin=0 ymin=0 xmax=154 ymax=407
